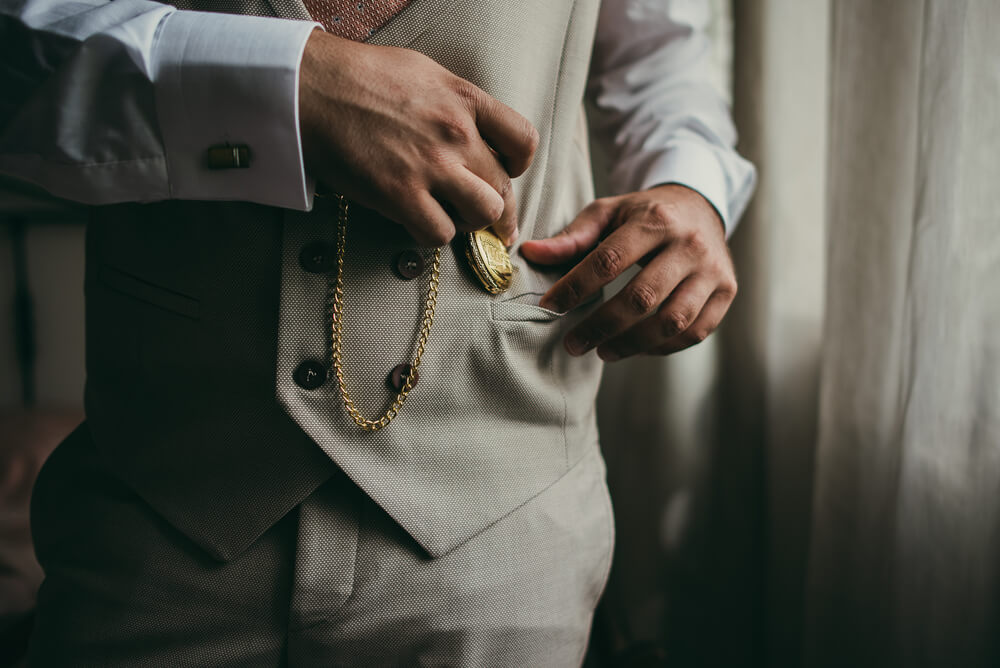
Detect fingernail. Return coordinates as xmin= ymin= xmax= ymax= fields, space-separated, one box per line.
xmin=564 ymin=333 xmax=590 ymax=356
xmin=506 ymin=227 xmax=519 ymax=247
xmin=539 ymin=295 xmax=561 ymax=312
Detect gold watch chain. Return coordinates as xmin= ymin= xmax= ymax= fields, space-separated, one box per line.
xmin=328 ymin=194 xmax=441 ymax=431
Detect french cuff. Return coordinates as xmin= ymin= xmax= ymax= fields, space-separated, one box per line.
xmin=628 ymin=141 xmax=739 ymax=239
xmin=154 ymin=12 xmax=319 ymax=210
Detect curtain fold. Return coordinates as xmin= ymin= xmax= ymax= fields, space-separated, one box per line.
xmin=595 ymin=1 xmax=828 ymax=664
xmin=805 ymin=1 xmax=1000 ymax=665
xmin=597 ymin=1 xmax=998 ymax=665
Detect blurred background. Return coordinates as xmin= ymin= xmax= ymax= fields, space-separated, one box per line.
xmin=2 ymin=0 xmax=998 ymax=666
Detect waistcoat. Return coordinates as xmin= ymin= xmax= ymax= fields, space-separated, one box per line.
xmin=84 ymin=0 xmax=604 ymax=561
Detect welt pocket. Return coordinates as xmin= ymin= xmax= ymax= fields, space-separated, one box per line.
xmin=98 ymin=265 xmax=201 ymax=320
xmin=491 ymin=291 xmax=599 ymax=323
xmin=492 ymin=292 xmax=563 ymax=323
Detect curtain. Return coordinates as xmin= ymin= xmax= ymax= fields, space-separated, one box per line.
xmin=597 ymin=0 xmax=999 ymax=666
xmin=805 ymin=1 xmax=1000 ymax=665
xmin=594 ymin=0 xmax=829 ymax=665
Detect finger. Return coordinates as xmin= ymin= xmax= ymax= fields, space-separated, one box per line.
xmin=595 ymin=276 xmax=718 ymax=361
xmin=391 ymin=190 xmax=456 ymax=247
xmin=463 ymin=143 xmax=519 ymax=245
xmin=561 ymin=249 xmax=692 ymax=356
xmin=648 ymin=290 xmax=734 ymax=356
xmin=520 ymin=199 xmax=618 ymax=266
xmin=492 ymin=179 xmax=519 ymax=247
xmin=473 ymin=92 xmax=540 ymax=178
xmin=538 ymin=211 xmax=669 ymax=313
xmin=433 ymin=166 xmax=504 ymax=233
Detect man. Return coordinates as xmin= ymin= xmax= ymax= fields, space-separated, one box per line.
xmin=1 ymin=0 xmax=754 ymax=664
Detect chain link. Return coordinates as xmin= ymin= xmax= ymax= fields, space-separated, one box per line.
xmin=327 ymin=194 xmax=441 ymax=431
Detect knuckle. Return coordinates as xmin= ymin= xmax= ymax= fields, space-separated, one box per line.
xmin=683 ymin=233 xmax=709 ymax=257
xmin=450 ymin=214 xmax=478 ymax=231
xmin=662 ymin=309 xmax=690 ymax=337
xmin=423 ymin=145 xmax=453 ymax=169
xmin=427 ymin=227 xmax=455 ymax=247
xmin=584 ymin=320 xmax=614 ymax=344
xmin=551 ymin=279 xmax=583 ymax=312
xmin=592 ymin=245 xmax=625 ymax=280
xmin=390 ymin=175 xmax=423 ymax=200
xmin=647 ymin=201 xmax=675 ymax=227
xmin=452 ymin=78 xmax=481 ymax=104
xmin=582 ymin=198 xmax=611 ymax=219
xmin=562 ymin=280 xmax=582 ymax=307
xmin=591 ymin=197 xmax=615 ymax=212
xmin=685 ymin=327 xmax=712 ymax=345
xmin=498 ymin=175 xmax=512 ymax=198
xmin=481 ymin=198 xmax=504 ymax=225
xmin=438 ymin=115 xmax=476 ymax=145
xmin=624 ymin=283 xmax=659 ymax=315
xmin=719 ymin=276 xmax=738 ymax=299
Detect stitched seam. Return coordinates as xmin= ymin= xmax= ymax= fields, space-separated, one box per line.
xmin=542 ymin=0 xmax=579 ymax=496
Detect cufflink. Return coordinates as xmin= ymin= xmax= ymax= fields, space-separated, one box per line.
xmin=206 ymin=144 xmax=251 ymax=169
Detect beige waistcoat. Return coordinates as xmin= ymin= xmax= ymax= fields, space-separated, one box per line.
xmin=84 ymin=0 xmax=604 ymax=561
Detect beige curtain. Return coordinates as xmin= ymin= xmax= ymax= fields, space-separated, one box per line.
xmin=806 ymin=1 xmax=1000 ymax=665
xmin=597 ymin=0 xmax=999 ymax=665
xmin=595 ymin=0 xmax=828 ymax=663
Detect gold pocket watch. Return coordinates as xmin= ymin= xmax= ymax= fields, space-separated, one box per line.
xmin=464 ymin=227 xmax=513 ymax=294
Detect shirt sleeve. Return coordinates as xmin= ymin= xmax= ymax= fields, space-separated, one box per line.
xmin=588 ymin=0 xmax=756 ymax=236
xmin=0 ymin=0 xmax=319 ymax=209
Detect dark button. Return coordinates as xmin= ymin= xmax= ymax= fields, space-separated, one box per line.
xmin=206 ymin=144 xmax=250 ymax=169
xmin=388 ymin=363 xmax=419 ymax=392
xmin=394 ymin=250 xmax=425 ymax=280
xmin=299 ymin=241 xmax=335 ymax=273
xmin=293 ymin=360 xmax=327 ymax=390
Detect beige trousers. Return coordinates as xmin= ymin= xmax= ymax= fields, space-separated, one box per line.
xmin=28 ymin=424 xmax=613 ymax=667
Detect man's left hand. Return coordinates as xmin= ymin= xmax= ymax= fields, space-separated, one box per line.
xmin=519 ymin=184 xmax=737 ymax=362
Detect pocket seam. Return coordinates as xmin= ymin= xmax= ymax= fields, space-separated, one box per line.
xmin=98 ymin=265 xmax=201 ymax=320
xmin=491 ymin=296 xmax=564 ymax=322
xmin=491 ymin=290 xmax=601 ymax=322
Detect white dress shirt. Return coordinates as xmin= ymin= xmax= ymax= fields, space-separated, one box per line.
xmin=0 ymin=0 xmax=755 ymax=233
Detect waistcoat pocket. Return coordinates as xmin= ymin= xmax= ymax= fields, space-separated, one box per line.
xmin=98 ymin=265 xmax=201 ymax=320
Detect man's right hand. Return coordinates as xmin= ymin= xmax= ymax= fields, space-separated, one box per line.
xmin=299 ymin=29 xmax=538 ymax=247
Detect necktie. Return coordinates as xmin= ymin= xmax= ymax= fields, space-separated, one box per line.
xmin=302 ymin=0 xmax=413 ymax=41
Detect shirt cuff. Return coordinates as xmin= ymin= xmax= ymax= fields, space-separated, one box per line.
xmin=631 ymin=140 xmax=743 ymax=238
xmin=154 ymin=11 xmax=319 ymax=210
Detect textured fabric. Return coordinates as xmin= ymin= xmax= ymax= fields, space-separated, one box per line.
xmin=74 ymin=0 xmax=606 ymax=567
xmin=275 ymin=0 xmax=606 ymax=559
xmin=28 ymin=423 xmax=613 ymax=666
xmin=302 ymin=0 xmax=410 ymax=40
xmin=287 ymin=446 xmax=613 ymax=667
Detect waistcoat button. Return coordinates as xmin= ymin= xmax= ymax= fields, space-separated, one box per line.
xmin=293 ymin=360 xmax=327 ymax=390
xmin=299 ymin=242 xmax=335 ymax=273
xmin=388 ymin=363 xmax=419 ymax=391
xmin=394 ymin=250 xmax=425 ymax=280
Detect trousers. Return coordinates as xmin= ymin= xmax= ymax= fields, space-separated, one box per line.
xmin=28 ymin=424 xmax=614 ymax=667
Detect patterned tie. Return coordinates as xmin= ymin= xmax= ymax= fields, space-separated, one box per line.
xmin=303 ymin=0 xmax=413 ymax=41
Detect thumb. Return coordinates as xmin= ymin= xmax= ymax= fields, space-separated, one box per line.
xmin=519 ymin=198 xmax=618 ymax=265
